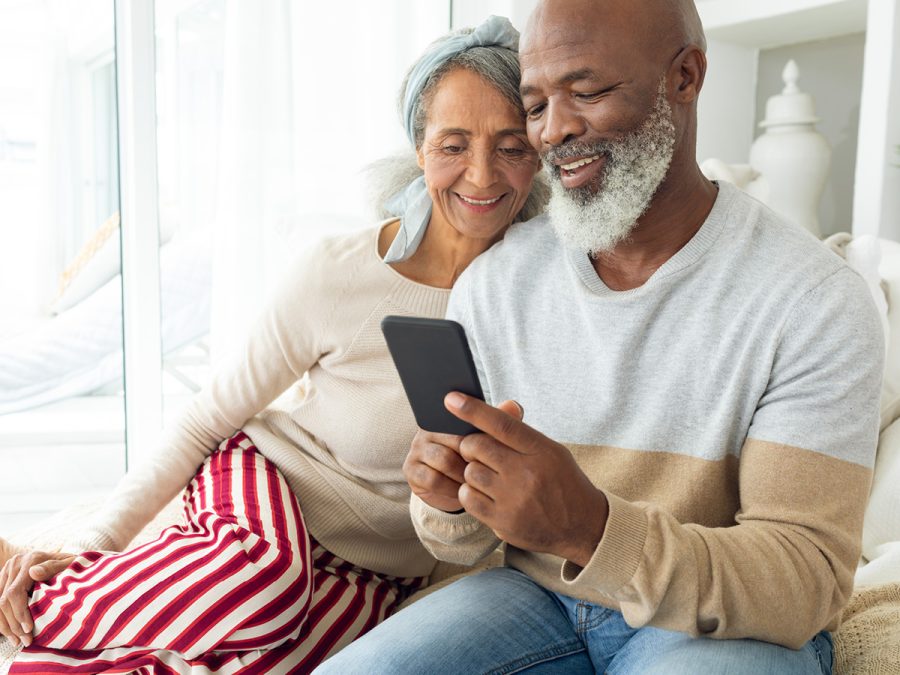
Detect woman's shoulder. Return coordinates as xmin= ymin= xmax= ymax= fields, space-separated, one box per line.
xmin=303 ymin=222 xmax=385 ymax=261
xmin=282 ymin=221 xmax=393 ymax=282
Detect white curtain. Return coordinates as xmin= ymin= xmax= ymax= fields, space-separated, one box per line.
xmin=209 ymin=0 xmax=448 ymax=362
xmin=210 ymin=0 xmax=295 ymax=361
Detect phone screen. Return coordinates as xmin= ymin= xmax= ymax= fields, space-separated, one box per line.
xmin=381 ymin=316 xmax=484 ymax=435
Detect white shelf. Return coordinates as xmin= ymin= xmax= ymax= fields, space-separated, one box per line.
xmin=698 ymin=0 xmax=868 ymax=48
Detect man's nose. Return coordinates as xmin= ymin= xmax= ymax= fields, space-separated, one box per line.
xmin=541 ymin=100 xmax=586 ymax=147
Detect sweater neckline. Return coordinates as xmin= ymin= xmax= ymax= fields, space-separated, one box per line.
xmin=371 ymin=219 xmax=452 ymax=295
xmin=567 ymin=181 xmax=734 ymax=298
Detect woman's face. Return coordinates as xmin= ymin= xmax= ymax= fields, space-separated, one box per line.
xmin=417 ymin=68 xmax=539 ymax=243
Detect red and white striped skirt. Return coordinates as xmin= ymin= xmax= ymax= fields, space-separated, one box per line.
xmin=11 ymin=432 xmax=424 ymax=674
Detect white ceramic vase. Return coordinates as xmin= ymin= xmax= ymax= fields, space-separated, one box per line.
xmin=747 ymin=60 xmax=831 ymax=238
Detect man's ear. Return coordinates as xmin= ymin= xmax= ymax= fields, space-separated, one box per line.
xmin=671 ymin=45 xmax=706 ymax=104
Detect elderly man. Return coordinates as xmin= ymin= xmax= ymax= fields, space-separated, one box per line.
xmin=316 ymin=0 xmax=883 ymax=672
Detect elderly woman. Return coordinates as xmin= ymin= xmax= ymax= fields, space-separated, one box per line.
xmin=0 ymin=15 xmax=545 ymax=674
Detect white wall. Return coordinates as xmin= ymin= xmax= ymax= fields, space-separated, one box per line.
xmin=452 ymin=0 xmax=538 ymax=31
xmin=696 ymin=40 xmax=758 ymax=165
xmin=756 ymin=33 xmax=866 ymax=239
xmin=854 ymin=0 xmax=900 ymax=242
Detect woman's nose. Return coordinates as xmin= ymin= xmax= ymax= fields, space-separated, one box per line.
xmin=466 ymin=150 xmax=498 ymax=189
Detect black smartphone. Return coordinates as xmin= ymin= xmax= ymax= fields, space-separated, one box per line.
xmin=381 ymin=315 xmax=485 ymax=435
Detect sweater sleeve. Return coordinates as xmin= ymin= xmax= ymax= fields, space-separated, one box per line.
xmin=558 ymin=268 xmax=884 ymax=648
xmin=406 ymin=265 xmax=501 ymax=563
xmin=68 ymin=240 xmax=341 ymax=552
xmin=410 ymin=494 xmax=501 ymax=565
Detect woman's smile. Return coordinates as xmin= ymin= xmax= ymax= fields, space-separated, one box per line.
xmin=455 ymin=192 xmax=507 ymax=212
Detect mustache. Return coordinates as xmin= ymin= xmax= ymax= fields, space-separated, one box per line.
xmin=541 ymin=141 xmax=611 ymax=176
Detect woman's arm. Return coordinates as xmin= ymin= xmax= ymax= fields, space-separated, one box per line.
xmin=70 ymin=240 xmax=340 ymax=552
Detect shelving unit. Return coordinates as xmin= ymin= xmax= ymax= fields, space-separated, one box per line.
xmin=697 ymin=0 xmax=900 ymax=242
xmin=699 ymin=0 xmax=868 ymax=47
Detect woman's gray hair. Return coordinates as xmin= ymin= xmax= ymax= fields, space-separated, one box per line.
xmin=402 ymin=30 xmax=521 ymax=150
xmin=366 ymin=27 xmax=548 ymax=224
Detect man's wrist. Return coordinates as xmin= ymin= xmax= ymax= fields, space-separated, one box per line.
xmin=561 ymin=489 xmax=608 ymax=568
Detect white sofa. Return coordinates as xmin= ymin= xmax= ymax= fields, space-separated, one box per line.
xmin=3 ymin=236 xmax=900 ymax=674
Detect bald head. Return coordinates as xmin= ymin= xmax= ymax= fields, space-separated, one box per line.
xmin=523 ymin=0 xmax=706 ymax=64
xmin=658 ymin=0 xmax=707 ymax=52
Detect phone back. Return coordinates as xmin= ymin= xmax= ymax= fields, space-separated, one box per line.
xmin=381 ymin=316 xmax=484 ymax=435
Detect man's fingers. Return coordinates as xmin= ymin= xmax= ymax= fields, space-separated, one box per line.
xmin=458 ymin=482 xmax=494 ymax=520
xmin=412 ymin=483 xmax=464 ymax=514
xmin=458 ymin=433 xmax=514 ymax=471
xmin=463 ymin=460 xmax=499 ymax=495
xmin=496 ymin=399 xmax=524 ymax=421
xmin=406 ymin=455 xmax=465 ymax=510
xmin=412 ymin=465 xmax=463 ymax=499
xmin=420 ymin=442 xmax=467 ymax=485
xmin=416 ymin=429 xmax=465 ymax=453
xmin=445 ymin=393 xmax=547 ymax=454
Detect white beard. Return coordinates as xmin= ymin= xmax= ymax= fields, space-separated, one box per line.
xmin=544 ymin=81 xmax=676 ymax=255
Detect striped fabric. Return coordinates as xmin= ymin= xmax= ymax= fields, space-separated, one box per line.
xmin=11 ymin=433 xmax=423 ymax=674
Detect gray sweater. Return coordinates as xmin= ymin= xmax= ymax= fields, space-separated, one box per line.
xmin=411 ymin=181 xmax=884 ymax=648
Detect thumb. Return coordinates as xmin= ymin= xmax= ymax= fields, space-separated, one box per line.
xmin=497 ymin=399 xmax=524 ymax=421
xmin=29 ymin=557 xmax=74 ymax=581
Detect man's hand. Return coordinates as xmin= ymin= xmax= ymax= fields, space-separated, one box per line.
xmin=404 ymin=427 xmax=468 ymax=513
xmin=0 ymin=550 xmax=76 ymax=647
xmin=447 ymin=392 xmax=609 ymax=567
xmin=403 ymin=400 xmax=525 ymax=514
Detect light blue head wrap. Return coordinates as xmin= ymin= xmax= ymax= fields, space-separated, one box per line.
xmin=383 ymin=15 xmax=520 ymax=263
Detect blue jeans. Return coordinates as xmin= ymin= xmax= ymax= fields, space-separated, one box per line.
xmin=314 ymin=567 xmax=833 ymax=674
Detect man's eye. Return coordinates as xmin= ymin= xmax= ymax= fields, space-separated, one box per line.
xmin=576 ymin=84 xmax=619 ymax=101
xmin=526 ymin=104 xmax=545 ymax=119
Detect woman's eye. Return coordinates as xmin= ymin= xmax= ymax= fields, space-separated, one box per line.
xmin=442 ymin=145 xmax=465 ymax=154
xmin=499 ymin=146 xmax=526 ymax=157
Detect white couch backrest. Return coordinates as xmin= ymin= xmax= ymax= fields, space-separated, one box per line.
xmin=879 ymin=239 xmax=900 ymax=426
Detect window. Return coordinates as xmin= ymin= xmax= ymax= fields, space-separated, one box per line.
xmin=1 ymin=0 xmax=475 ymax=531
xmin=0 ymin=0 xmax=124 ymax=530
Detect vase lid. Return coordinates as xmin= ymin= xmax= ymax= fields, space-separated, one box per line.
xmin=759 ymin=60 xmax=820 ymax=127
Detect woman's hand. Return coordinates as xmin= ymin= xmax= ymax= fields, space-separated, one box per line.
xmin=0 ymin=548 xmax=76 ymax=647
